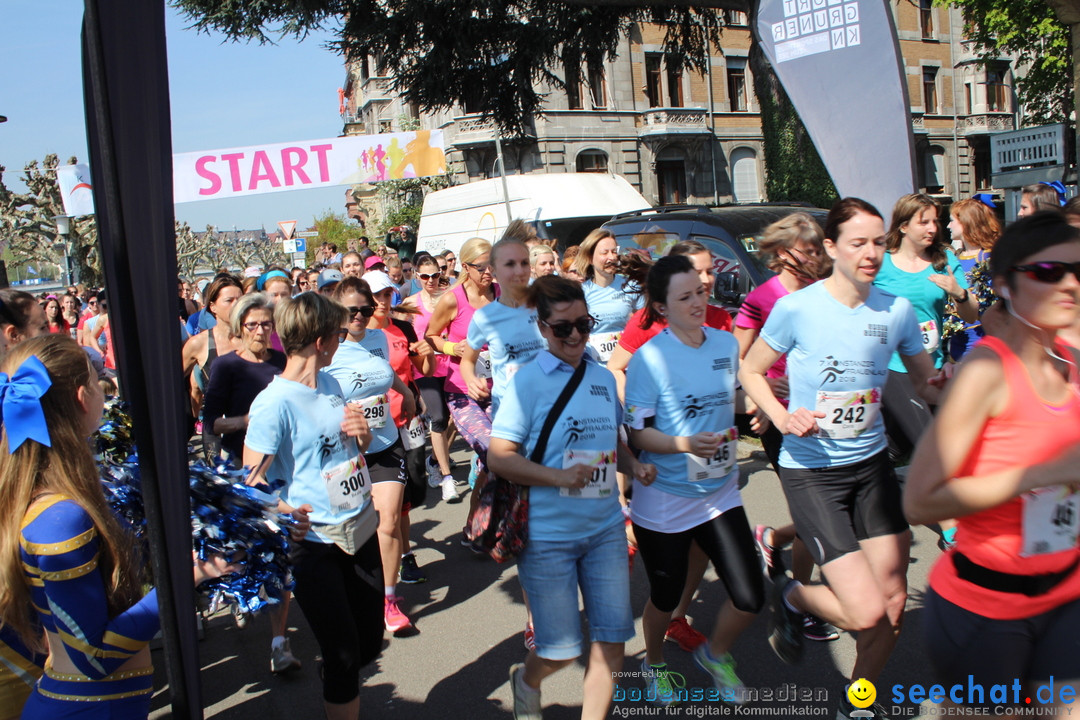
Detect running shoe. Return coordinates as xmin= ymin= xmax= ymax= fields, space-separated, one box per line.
xmin=426 ymin=456 xmax=442 ymax=488
xmin=270 ymin=638 xmax=301 ymax=674
xmin=837 ymin=691 xmax=891 ymax=719
xmin=442 ymin=475 xmax=462 ymax=503
xmin=399 ymin=554 xmax=427 ymax=584
xmin=523 ymin=623 xmax=535 ymax=651
xmin=692 ymin=645 xmax=746 ymax=705
xmin=803 ymin=614 xmax=840 ymax=642
xmin=232 ymin=602 xmax=247 ymax=630
xmin=664 ymin=617 xmax=707 ymax=652
xmin=384 ymin=595 xmax=413 ymax=633
xmin=640 ymin=660 xmax=686 ymax=707
xmin=509 ymin=663 xmax=542 ymax=720
xmin=754 ymin=524 xmax=784 ymax=577
xmin=767 ymin=578 xmax=804 ymax=664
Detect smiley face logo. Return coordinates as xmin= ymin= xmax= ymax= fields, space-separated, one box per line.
xmin=848 ymin=678 xmax=876 ymax=709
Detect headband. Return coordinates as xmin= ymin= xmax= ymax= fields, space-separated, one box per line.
xmin=256 ymin=270 xmax=291 ymax=291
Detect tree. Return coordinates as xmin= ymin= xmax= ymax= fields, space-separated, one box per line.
xmin=175 ymin=221 xmax=216 ymax=279
xmin=0 ymin=154 xmax=103 ymax=287
xmin=308 ymin=209 xmax=361 ymax=266
xmin=945 ymin=0 xmax=1073 ymax=126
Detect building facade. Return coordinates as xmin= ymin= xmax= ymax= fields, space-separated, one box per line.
xmin=341 ymin=6 xmax=1018 ymax=209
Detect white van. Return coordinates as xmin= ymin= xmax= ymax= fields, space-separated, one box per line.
xmin=417 ymin=173 xmax=650 ymax=255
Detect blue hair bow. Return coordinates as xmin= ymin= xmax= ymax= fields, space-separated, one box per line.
xmin=0 ymin=355 xmax=52 ymax=452
xmin=973 ymin=193 xmax=996 ymax=210
xmin=1040 ymin=181 xmax=1067 ymax=206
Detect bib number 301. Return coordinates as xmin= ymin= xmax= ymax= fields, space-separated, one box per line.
xmin=1021 ymin=486 xmax=1080 ymax=557
xmin=560 ymin=449 xmax=617 ymax=498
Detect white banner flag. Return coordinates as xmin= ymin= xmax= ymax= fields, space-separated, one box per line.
xmin=56 ymin=164 xmax=96 ymax=217
xmin=172 ymin=129 xmax=447 ymax=204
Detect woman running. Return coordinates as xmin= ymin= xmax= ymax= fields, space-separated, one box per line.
xmin=626 ymin=255 xmax=764 ymax=705
xmin=572 ymin=229 xmax=642 ymax=363
xmin=740 ymin=198 xmax=937 ymax=720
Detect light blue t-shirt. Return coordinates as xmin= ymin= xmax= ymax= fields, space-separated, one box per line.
xmin=465 ymin=300 xmax=547 ymax=411
xmin=760 ymin=281 xmax=924 ymax=470
xmin=625 ymin=328 xmax=741 ymax=499
xmin=246 ymin=373 xmax=373 ymax=542
xmin=582 ymin=275 xmax=643 ymax=334
xmin=327 ymin=330 xmax=398 ymax=454
xmin=873 ymin=250 xmax=968 ymax=371
xmin=491 ymin=352 xmax=624 ymax=542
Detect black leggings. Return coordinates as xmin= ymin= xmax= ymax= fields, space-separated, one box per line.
xmin=289 ymin=536 xmax=384 ymax=704
xmin=882 ymin=370 xmax=933 ymax=464
xmin=633 ymin=506 xmax=765 ymax=615
xmin=415 ymin=376 xmax=450 ymax=433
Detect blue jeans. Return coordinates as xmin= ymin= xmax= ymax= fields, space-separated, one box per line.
xmin=517 ymin=520 xmax=634 ymax=660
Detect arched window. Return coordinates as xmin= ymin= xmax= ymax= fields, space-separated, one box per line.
xmin=731 ymin=147 xmax=761 ymax=203
xmin=576 ymin=150 xmax=609 ymax=173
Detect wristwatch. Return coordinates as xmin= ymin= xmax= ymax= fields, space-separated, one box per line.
xmin=955 ymin=289 xmax=969 ymax=304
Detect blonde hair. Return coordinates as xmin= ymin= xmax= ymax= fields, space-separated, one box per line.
xmin=571 ymin=228 xmax=616 ymax=281
xmin=274 ymin=292 xmax=348 ymax=356
xmin=757 ymin=212 xmax=826 ymax=273
xmin=0 ymin=336 xmax=142 ymax=650
xmin=458 ymin=237 xmax=492 ymax=266
xmin=500 ymin=219 xmax=538 ymax=245
xmin=529 ymin=244 xmax=556 ymax=268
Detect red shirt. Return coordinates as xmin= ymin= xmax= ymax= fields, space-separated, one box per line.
xmin=617 ymin=305 xmax=732 ymax=355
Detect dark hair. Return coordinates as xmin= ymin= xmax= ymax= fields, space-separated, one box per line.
xmin=990 ymin=211 xmax=1080 ymax=289
xmin=525 ymin=275 xmax=586 ymax=322
xmin=668 ymin=239 xmax=709 ymax=258
xmin=0 ymin=290 xmax=40 ymax=334
xmin=1065 ymin=196 xmax=1080 ymax=218
xmin=203 ymin=275 xmax=243 ymax=317
xmin=642 ymin=254 xmax=695 ymax=330
xmin=1022 ymin=183 xmax=1063 ymax=213
xmin=824 ymin=197 xmax=883 ymax=245
xmin=332 ymin=276 xmax=375 ymax=307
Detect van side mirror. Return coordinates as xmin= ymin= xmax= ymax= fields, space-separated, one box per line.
xmin=714 ymin=271 xmax=742 ymax=304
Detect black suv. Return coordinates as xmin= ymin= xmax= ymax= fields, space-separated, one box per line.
xmin=601 ymin=203 xmax=828 ymax=311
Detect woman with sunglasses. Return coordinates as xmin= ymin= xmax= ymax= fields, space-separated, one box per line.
xmin=490 ymin=275 xmax=653 ymax=720
xmin=200 ymin=293 xmax=298 ymax=672
xmin=626 ymin=255 xmax=763 ymax=706
xmin=404 ymin=255 xmax=457 ymax=500
xmin=572 ymin=229 xmax=643 ymax=364
xmin=904 ymin=211 xmax=1080 ymax=712
xmin=424 ymin=238 xmax=496 ymax=503
xmin=330 ymin=276 xmax=419 ymax=634
xmin=245 ymin=293 xmax=380 ymax=720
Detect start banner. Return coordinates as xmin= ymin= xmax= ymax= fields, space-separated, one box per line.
xmin=173 ymin=129 xmax=447 ymax=204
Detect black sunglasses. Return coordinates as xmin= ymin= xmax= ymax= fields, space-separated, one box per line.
xmin=1013 ymin=261 xmax=1080 ymax=284
xmin=347 ymin=305 xmax=376 ymax=318
xmin=540 ymin=315 xmax=597 ymax=339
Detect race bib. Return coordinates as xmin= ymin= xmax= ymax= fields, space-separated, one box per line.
xmin=588 ymin=332 xmax=621 ymax=363
xmin=1021 ymin=487 xmax=1080 ymax=557
xmin=686 ymin=426 xmax=738 ymax=482
xmin=920 ymin=319 xmax=940 ymax=352
xmin=399 ymin=415 xmax=427 ymax=451
xmin=476 ymin=350 xmax=493 ymax=379
xmin=505 ymin=363 xmax=523 ymax=383
xmin=352 ymin=394 xmax=389 ymax=429
xmin=560 ymin=448 xmax=617 ymax=499
xmin=323 ymin=455 xmax=372 ymax=514
xmin=815 ymin=388 xmax=881 ymax=439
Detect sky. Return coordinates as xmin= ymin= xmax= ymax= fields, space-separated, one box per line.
xmin=1 ymin=1 xmax=352 ymax=232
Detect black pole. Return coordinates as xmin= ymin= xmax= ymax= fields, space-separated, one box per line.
xmin=81 ymin=0 xmax=202 ymax=717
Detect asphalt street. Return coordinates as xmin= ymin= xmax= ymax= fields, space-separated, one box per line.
xmin=149 ymin=441 xmax=943 ymax=719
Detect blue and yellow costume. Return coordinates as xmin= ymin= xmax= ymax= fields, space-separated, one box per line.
xmin=0 ymin=627 xmax=44 ymax=720
xmin=18 ymin=494 xmax=158 ymax=718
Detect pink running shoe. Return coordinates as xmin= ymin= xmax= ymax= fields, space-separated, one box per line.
xmin=384 ymin=596 xmax=412 ymax=634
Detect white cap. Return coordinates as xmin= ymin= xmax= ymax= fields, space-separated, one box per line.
xmin=363 ymin=270 xmax=395 ymax=295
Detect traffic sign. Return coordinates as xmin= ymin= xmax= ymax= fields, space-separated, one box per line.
xmin=297 ymin=230 xmax=319 ymax=238
xmin=277 ymin=220 xmax=297 ymax=239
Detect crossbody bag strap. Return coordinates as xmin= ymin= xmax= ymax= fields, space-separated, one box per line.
xmin=529 ymin=359 xmax=588 ymax=464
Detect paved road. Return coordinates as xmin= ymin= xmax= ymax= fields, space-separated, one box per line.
xmin=150 ymin=441 xmax=942 ymax=719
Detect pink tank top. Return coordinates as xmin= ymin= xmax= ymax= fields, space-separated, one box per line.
xmin=443 ymin=282 xmax=480 ymax=394
xmin=412 ymin=293 xmax=448 ymax=379
xmin=929 ymin=336 xmax=1080 ymax=619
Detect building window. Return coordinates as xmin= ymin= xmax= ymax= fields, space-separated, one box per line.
xmin=576 ymin=150 xmax=609 ymax=173
xmin=645 ymin=54 xmax=663 ymax=108
xmin=986 ymin=70 xmax=1008 ymax=112
xmin=725 ymin=10 xmax=748 ymax=26
xmin=731 ymin=147 xmax=761 ymax=203
xmin=379 ymin=118 xmax=393 ymax=133
xmin=667 ymin=59 xmax=684 ymax=108
xmin=923 ymin=68 xmax=938 ymax=115
xmin=565 ymin=55 xmax=583 ymax=110
xmin=359 ymin=56 xmax=370 ymax=83
xmin=919 ymin=0 xmax=934 ymax=39
xmin=657 ymin=160 xmax=687 ymax=204
xmin=588 ymin=64 xmax=608 ymax=109
xmin=727 ymin=59 xmax=748 ymax=112
xmin=923 ymin=146 xmax=946 ymax=193
xmin=965 ymin=82 xmax=973 ymax=115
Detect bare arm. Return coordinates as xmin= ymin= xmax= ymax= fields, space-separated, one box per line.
xmin=899 ymin=349 xmax=942 ymax=406
xmin=487 ymin=437 xmax=591 ymax=489
xmin=738 ymin=336 xmax=822 ymax=436
xmin=605 ymin=345 xmax=632 ymax=403
xmin=181 ymin=332 xmax=207 ymax=377
xmin=459 ymin=343 xmax=491 ymax=400
xmin=424 ymin=290 xmax=459 ymax=352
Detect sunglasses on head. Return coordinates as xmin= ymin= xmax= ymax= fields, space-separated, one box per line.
xmin=540 ymin=315 xmax=597 ymax=339
xmin=347 ymin=305 xmax=376 ymax=318
xmin=1013 ymin=261 xmax=1080 ymax=284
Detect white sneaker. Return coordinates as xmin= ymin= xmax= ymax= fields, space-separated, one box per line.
xmin=442 ymin=476 xmax=461 ymax=503
xmin=426 ymin=456 xmax=442 ymax=488
xmin=270 ymin=638 xmax=301 ymax=674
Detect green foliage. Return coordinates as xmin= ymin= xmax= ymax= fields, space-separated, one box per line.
xmin=943 ymin=0 xmax=1073 ymax=125
xmin=308 ymin=209 xmax=361 ymax=265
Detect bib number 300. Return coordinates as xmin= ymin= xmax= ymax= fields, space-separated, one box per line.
xmin=323 ymin=455 xmax=372 ymax=514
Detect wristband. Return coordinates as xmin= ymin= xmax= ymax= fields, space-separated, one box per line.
xmin=956 ymin=289 xmax=969 ymax=304
xmin=442 ymin=340 xmax=456 ymax=356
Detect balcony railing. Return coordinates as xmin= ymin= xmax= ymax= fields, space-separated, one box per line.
xmin=637 ymin=108 xmax=710 ymax=138
xmin=960 ymin=112 xmax=1014 ymax=135
xmin=450 ymin=114 xmax=535 ymax=146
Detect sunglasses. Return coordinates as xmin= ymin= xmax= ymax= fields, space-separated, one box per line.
xmin=437 ymin=264 xmax=448 ymax=272
xmin=336 ymin=329 xmax=349 ymax=342
xmin=243 ymin=321 xmax=274 ymax=332
xmin=418 ymin=272 xmax=440 ymax=281
xmin=1013 ymin=261 xmax=1080 ymax=284
xmin=347 ymin=305 xmax=376 ymax=318
xmin=446 ymin=256 xmax=456 ymax=263
xmin=465 ymin=261 xmax=493 ymax=273
xmin=540 ymin=315 xmax=597 ymax=339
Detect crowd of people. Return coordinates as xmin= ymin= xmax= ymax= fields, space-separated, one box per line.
xmin=1 ymin=183 xmax=1080 ymax=720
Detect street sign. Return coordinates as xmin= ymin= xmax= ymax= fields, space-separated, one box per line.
xmin=297 ymin=230 xmax=319 ymax=238
xmin=282 ymin=239 xmax=298 ymax=254
xmin=295 ymin=238 xmax=307 ymax=253
xmin=277 ymin=220 xmax=297 ymax=239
